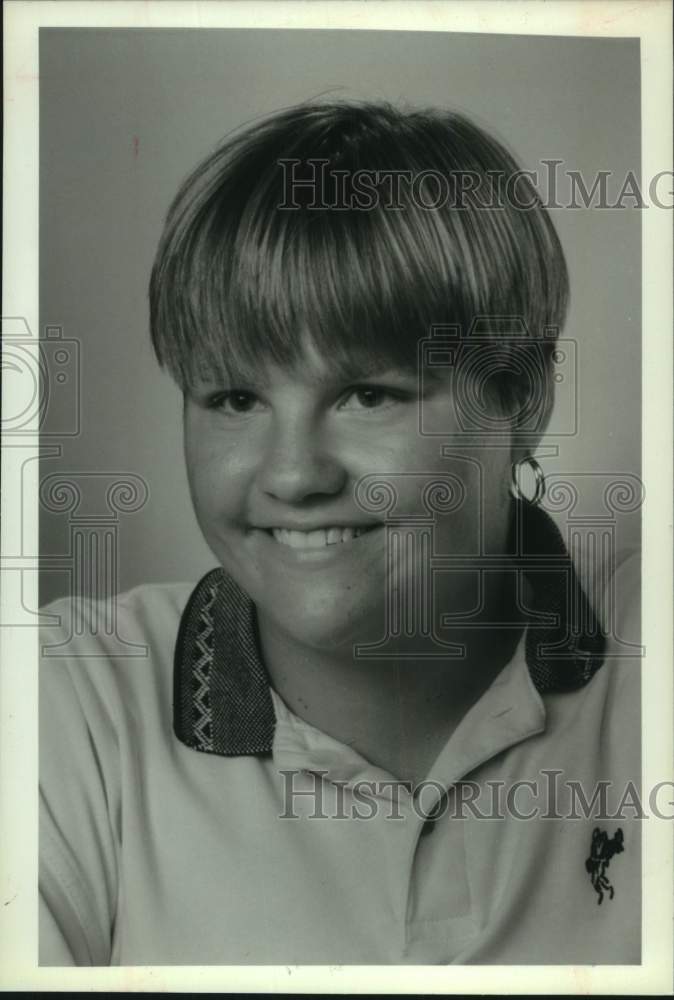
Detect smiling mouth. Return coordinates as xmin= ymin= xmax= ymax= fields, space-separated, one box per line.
xmin=266 ymin=525 xmax=379 ymax=549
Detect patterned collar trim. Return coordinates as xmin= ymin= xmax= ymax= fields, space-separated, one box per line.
xmin=173 ymin=500 xmax=606 ymax=758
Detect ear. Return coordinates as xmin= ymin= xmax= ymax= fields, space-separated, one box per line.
xmin=510 ymin=431 xmax=543 ymax=467
xmin=509 ymin=376 xmax=554 ymax=465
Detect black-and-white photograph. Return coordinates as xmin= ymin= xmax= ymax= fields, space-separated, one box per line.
xmin=2 ymin=0 xmax=672 ymax=991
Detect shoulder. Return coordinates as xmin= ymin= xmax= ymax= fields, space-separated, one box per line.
xmin=39 ymin=580 xmax=201 ymax=730
xmin=583 ymin=544 xmax=641 ymax=692
xmin=542 ymin=547 xmax=641 ymax=782
xmin=40 ymin=579 xmax=196 ymax=644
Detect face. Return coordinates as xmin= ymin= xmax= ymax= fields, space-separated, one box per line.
xmin=183 ymin=338 xmax=516 ymax=655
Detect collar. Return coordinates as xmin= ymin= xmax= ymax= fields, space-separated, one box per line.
xmin=173 ymin=500 xmax=606 ymax=757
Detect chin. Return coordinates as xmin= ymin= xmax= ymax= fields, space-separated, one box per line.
xmin=264 ymin=596 xmax=386 ymax=655
xmin=289 ymin=624 xmax=356 ymax=654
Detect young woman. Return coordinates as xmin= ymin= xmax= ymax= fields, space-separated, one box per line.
xmin=39 ymin=101 xmax=640 ymax=965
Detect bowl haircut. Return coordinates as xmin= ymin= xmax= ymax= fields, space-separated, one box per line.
xmin=149 ymin=101 xmax=568 ymax=421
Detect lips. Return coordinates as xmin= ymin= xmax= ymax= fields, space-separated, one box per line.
xmin=269 ymin=525 xmax=378 ymax=549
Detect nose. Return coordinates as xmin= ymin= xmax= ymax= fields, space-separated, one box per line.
xmin=256 ymin=416 xmax=347 ymax=505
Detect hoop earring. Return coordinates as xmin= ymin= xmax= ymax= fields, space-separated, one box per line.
xmin=510 ymin=456 xmax=546 ymax=505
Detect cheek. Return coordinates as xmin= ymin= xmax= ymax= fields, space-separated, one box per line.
xmin=476 ymin=450 xmax=513 ymax=551
xmin=430 ymin=447 xmax=512 ymax=553
xmin=184 ymin=429 xmax=242 ymax=525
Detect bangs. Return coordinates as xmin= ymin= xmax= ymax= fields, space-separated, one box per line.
xmin=150 ymin=102 xmax=568 ymax=391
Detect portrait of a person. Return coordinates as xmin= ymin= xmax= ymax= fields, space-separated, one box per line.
xmin=38 ymin=91 xmax=641 ymax=965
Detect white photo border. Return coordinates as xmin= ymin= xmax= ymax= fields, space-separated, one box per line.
xmin=2 ymin=0 xmax=672 ymax=992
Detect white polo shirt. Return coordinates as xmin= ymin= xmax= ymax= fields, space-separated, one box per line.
xmin=39 ymin=515 xmax=641 ymax=966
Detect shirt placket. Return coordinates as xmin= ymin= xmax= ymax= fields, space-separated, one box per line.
xmin=398 ymin=649 xmax=547 ymax=962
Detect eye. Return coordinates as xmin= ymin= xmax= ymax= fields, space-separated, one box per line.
xmin=206 ymin=390 xmax=264 ymax=415
xmin=339 ymin=385 xmax=408 ymax=411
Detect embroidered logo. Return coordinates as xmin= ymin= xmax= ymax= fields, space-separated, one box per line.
xmin=585 ymin=827 xmax=624 ymax=904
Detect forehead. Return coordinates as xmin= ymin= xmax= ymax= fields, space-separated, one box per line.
xmin=191 ymin=330 xmax=426 ymax=388
xmin=291 ymin=335 xmax=417 ymax=383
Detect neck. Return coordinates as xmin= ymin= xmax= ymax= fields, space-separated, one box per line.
xmin=257 ymin=569 xmax=526 ymax=786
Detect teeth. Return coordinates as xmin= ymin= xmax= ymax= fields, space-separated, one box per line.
xmin=270 ymin=526 xmax=374 ymax=548
xmin=272 ymin=528 xmax=328 ymax=549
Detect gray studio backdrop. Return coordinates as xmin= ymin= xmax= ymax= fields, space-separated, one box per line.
xmin=39 ymin=29 xmax=641 ymax=605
